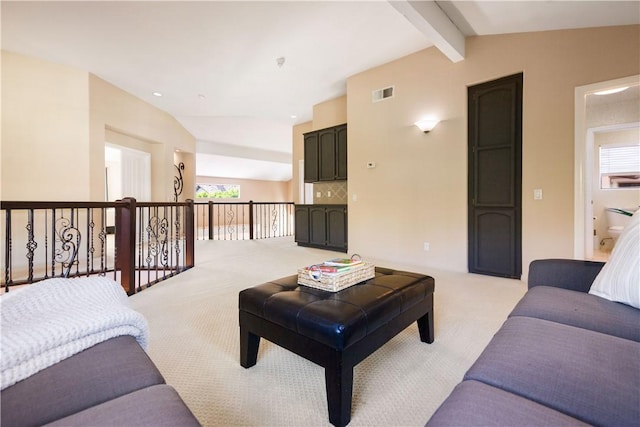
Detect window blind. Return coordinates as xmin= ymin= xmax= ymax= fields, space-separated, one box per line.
xmin=600 ymin=144 xmax=640 ymax=174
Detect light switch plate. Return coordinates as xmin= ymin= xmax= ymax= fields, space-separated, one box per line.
xmin=534 ymin=189 xmax=543 ymax=200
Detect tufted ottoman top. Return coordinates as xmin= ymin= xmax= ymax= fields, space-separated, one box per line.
xmin=239 ymin=267 xmax=434 ymax=350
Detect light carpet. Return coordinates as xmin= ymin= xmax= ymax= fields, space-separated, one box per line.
xmin=129 ymin=237 xmax=526 ymax=427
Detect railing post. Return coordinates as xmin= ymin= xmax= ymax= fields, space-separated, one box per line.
xmin=4 ymin=209 xmax=12 ymax=290
xmin=185 ymin=199 xmax=195 ymax=268
xmin=115 ymin=197 xmax=136 ymax=296
xmin=249 ymin=200 xmax=254 ymax=240
xmin=208 ymin=201 xmax=213 ymax=240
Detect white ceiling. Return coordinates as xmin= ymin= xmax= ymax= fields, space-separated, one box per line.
xmin=3 ymin=1 xmax=639 ymax=181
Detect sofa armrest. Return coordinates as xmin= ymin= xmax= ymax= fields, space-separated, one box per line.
xmin=527 ymin=259 xmax=605 ymax=293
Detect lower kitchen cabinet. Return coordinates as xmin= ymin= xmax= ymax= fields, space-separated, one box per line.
xmin=295 ymin=204 xmax=347 ymax=252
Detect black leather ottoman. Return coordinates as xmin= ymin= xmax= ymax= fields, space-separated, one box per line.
xmin=239 ymin=267 xmax=435 ymax=427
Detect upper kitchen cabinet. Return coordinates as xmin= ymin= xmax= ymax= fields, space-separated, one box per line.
xmin=335 ymin=125 xmax=347 ymax=180
xmin=304 ymin=132 xmax=319 ymax=182
xmin=304 ymin=124 xmax=347 ymax=182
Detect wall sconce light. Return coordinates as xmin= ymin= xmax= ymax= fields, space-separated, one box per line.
xmin=414 ymin=118 xmax=439 ymax=133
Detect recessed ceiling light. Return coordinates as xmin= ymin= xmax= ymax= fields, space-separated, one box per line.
xmin=290 ymin=115 xmax=297 ymax=119
xmin=594 ymin=87 xmax=629 ymax=96
xmin=152 ymin=92 xmax=163 ymax=97
xmin=198 ymin=94 xmax=206 ymax=100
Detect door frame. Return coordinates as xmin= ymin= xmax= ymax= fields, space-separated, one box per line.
xmin=573 ymin=74 xmax=639 ymax=259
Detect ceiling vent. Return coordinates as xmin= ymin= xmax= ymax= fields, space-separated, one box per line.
xmin=372 ymin=86 xmax=395 ymax=103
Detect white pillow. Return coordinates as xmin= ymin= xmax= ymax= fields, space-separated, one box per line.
xmin=589 ymin=210 xmax=640 ymax=309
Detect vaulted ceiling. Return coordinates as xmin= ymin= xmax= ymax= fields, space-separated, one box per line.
xmin=3 ymin=1 xmax=639 ymax=180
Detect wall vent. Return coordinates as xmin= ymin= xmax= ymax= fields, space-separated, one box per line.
xmin=372 ymin=86 xmax=395 ymax=103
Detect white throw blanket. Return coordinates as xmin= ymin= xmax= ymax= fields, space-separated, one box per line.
xmin=1 ymin=276 xmax=148 ymax=390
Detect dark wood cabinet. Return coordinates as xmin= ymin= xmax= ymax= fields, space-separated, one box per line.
xmin=335 ymin=125 xmax=347 ymax=180
xmin=294 ymin=205 xmax=310 ymax=244
xmin=309 ymin=207 xmax=327 ymax=246
xmin=319 ymin=129 xmax=336 ymax=181
xmin=303 ymin=124 xmax=347 ymax=182
xmin=326 ymin=206 xmax=347 ymax=249
xmin=294 ymin=204 xmax=347 ymax=252
xmin=304 ymin=133 xmax=319 ymax=182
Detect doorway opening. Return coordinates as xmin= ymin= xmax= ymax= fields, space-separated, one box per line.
xmin=574 ymin=75 xmax=640 ymax=260
xmin=105 ymin=144 xmax=151 ymax=233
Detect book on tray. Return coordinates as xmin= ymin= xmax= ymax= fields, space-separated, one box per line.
xmin=305 ymin=255 xmax=364 ymax=276
xmin=323 ymin=257 xmax=363 ymax=267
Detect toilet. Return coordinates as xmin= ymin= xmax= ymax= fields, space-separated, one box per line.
xmin=605 ymin=207 xmax=636 ymax=242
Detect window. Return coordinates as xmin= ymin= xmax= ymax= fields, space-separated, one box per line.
xmin=195 ymin=184 xmax=240 ymax=199
xmin=599 ymin=144 xmax=640 ymax=189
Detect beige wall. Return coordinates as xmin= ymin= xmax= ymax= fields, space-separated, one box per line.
xmin=312 ymin=95 xmax=347 ymax=130
xmin=89 ymin=74 xmax=196 ymax=202
xmin=339 ymin=25 xmax=639 ymax=278
xmin=2 ymin=51 xmax=91 ymax=200
xmin=1 ymin=50 xmax=196 ymax=202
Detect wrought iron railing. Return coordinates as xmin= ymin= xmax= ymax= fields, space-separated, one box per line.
xmin=1 ymin=198 xmax=194 ymax=295
xmin=193 ymin=201 xmax=294 ymax=241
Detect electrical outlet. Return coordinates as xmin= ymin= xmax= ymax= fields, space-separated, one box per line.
xmin=316 ymin=191 xmax=321 ymax=198
xmin=423 ymin=242 xmax=430 ymax=251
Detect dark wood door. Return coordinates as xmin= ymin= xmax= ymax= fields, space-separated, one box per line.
xmin=326 ymin=206 xmax=347 ymax=251
xmin=335 ymin=125 xmax=347 ymax=180
xmin=309 ymin=207 xmax=327 ymax=246
xmin=304 ymin=133 xmax=318 ymax=182
xmin=319 ymin=129 xmax=336 ymax=181
xmin=468 ymin=73 xmax=522 ymax=278
xmin=294 ymin=206 xmax=309 ymax=244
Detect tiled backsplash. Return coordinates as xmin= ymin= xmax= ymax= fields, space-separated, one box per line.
xmin=313 ymin=181 xmax=348 ymax=204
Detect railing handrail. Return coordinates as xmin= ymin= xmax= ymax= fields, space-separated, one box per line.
xmin=1 ymin=198 xmax=195 ymax=295
xmin=193 ymin=200 xmax=294 ymax=205
xmin=1 ymin=201 xmax=127 ymax=209
xmin=2 ymin=200 xmax=194 ymax=209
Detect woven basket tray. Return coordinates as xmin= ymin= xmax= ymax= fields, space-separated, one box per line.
xmin=297 ymin=263 xmax=375 ymax=292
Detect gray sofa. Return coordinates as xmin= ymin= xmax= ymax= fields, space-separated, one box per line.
xmin=427 ymin=259 xmax=640 ymax=426
xmin=1 ymin=335 xmax=201 ymax=427
xmin=1 ymin=275 xmax=201 ymax=427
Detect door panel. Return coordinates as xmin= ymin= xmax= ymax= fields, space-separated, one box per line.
xmin=477 ymin=148 xmax=514 ymax=205
xmin=326 ymin=206 xmax=347 ymax=250
xmin=304 ymin=133 xmax=318 ymax=182
xmin=336 ymin=125 xmax=347 ymax=180
xmin=309 ymin=207 xmax=326 ymax=246
xmin=294 ymin=206 xmax=309 ymax=244
xmin=468 ymin=73 xmax=522 ymax=278
xmin=319 ymin=129 xmax=336 ymax=181
xmin=473 ymin=210 xmax=516 ymax=276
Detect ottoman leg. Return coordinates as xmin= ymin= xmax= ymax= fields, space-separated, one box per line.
xmin=417 ymin=309 xmax=434 ymax=344
xmin=324 ymin=358 xmax=353 ymax=427
xmin=240 ymin=325 xmax=260 ymax=368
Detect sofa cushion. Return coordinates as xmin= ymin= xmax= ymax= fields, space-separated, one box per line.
xmin=1 ymin=336 xmax=165 ymax=427
xmin=509 ymin=285 xmax=640 ymax=342
xmin=43 ymin=385 xmax=200 ymax=427
xmin=464 ymin=317 xmax=640 ymax=427
xmin=589 ymin=210 xmax=640 ymax=309
xmin=426 ymin=380 xmax=590 ymax=426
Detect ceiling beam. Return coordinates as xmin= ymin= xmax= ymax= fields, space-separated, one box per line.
xmin=389 ymin=0 xmax=465 ymax=62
